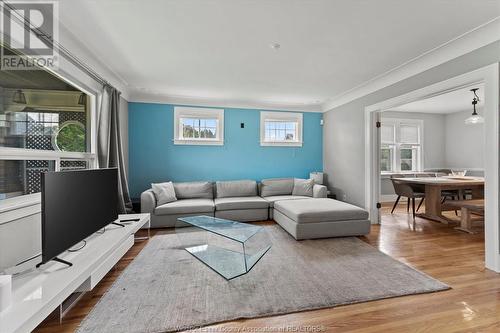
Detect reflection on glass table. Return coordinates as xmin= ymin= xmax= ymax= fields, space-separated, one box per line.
xmin=176 ymin=215 xmax=272 ymax=280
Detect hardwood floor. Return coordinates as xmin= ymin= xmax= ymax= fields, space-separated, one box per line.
xmin=35 ymin=204 xmax=500 ymax=333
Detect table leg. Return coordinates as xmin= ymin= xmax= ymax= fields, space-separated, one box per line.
xmin=455 ymin=207 xmax=475 ymax=234
xmin=471 ymin=186 xmax=484 ymax=199
xmin=417 ymin=185 xmax=451 ymax=224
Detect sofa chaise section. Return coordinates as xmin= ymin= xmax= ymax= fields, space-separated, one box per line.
xmin=214 ymin=180 xmax=269 ymax=221
xmin=259 ymin=178 xmax=328 ymax=218
xmin=273 ymin=198 xmax=370 ymax=240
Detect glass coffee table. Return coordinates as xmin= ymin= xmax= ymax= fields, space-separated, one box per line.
xmin=176 ymin=216 xmax=272 ymax=280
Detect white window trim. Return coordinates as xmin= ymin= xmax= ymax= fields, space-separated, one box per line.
xmin=260 ymin=111 xmax=303 ymax=147
xmin=380 ymin=118 xmax=424 ymax=173
xmin=174 ymin=107 xmax=224 ymax=146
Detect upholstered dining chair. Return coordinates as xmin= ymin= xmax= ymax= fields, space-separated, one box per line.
xmin=390 ymin=177 xmax=425 ymax=222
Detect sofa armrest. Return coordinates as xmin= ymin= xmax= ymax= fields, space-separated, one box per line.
xmin=141 ymin=189 xmax=157 ymax=213
xmin=313 ymin=184 xmax=327 ymax=198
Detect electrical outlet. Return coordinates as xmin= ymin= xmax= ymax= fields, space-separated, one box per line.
xmin=342 ymin=194 xmax=347 ymax=201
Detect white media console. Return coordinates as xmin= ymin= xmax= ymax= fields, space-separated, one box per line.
xmin=0 ymin=213 xmax=150 ymax=333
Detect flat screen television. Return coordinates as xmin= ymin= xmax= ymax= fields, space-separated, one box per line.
xmin=39 ymin=168 xmax=118 ymax=266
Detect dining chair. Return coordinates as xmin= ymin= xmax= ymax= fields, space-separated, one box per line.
xmin=390 ymin=177 xmax=425 ymax=222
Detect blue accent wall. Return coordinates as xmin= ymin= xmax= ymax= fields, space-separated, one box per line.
xmin=128 ymin=103 xmax=323 ymax=197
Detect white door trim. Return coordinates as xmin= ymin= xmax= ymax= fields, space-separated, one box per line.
xmin=364 ymin=63 xmax=500 ymax=272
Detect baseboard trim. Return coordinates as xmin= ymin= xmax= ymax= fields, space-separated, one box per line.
xmin=380 ymin=194 xmax=398 ymax=203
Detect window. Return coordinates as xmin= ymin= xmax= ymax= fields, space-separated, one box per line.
xmin=0 ymin=45 xmax=95 ymax=201
xmin=380 ymin=119 xmax=423 ymax=172
xmin=174 ymin=107 xmax=224 ymax=145
xmin=0 ymin=160 xmax=56 ymax=199
xmin=260 ymin=111 xmax=303 ymax=147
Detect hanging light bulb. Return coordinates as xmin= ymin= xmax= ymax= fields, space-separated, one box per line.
xmin=78 ymin=93 xmax=86 ymax=105
xmin=465 ymin=88 xmax=484 ymax=125
xmin=12 ymin=90 xmax=26 ymax=104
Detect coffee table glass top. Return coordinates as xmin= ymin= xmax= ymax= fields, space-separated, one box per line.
xmin=176 ymin=215 xmax=272 ymax=280
xmin=177 ymin=215 xmax=264 ymax=243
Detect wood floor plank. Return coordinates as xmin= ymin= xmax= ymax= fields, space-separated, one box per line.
xmin=34 ymin=204 xmax=500 ymax=333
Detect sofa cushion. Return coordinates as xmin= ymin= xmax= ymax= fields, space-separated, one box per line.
xmin=151 ymin=181 xmax=177 ymax=205
xmin=173 ymin=181 xmax=213 ymax=199
xmin=216 ymin=180 xmax=257 ymax=198
xmin=214 ymin=196 xmax=269 ymax=210
xmin=154 ymin=198 xmax=214 ymax=215
xmin=260 ymin=178 xmax=294 ymax=197
xmin=263 ymin=195 xmax=311 ymax=207
xmin=292 ymin=178 xmax=314 ymax=197
xmin=274 ymin=198 xmax=369 ymax=223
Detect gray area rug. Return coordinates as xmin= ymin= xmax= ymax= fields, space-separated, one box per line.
xmin=77 ymin=225 xmax=449 ymax=333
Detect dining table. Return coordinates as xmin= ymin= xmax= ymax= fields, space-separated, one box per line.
xmin=392 ymin=176 xmax=485 ymax=224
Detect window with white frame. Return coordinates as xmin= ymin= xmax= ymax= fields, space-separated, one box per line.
xmin=260 ymin=111 xmax=303 ymax=147
xmin=380 ymin=119 xmax=423 ymax=172
xmin=174 ymin=107 xmax=224 ymax=145
xmin=0 ymin=44 xmax=95 ymax=201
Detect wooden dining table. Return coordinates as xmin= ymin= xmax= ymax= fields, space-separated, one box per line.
xmin=392 ymin=176 xmax=485 ymax=224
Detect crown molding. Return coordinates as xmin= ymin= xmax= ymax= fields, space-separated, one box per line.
xmin=57 ymin=23 xmax=131 ymax=99
xmin=128 ymin=89 xmax=323 ymax=112
xmin=322 ymin=17 xmax=500 ymax=112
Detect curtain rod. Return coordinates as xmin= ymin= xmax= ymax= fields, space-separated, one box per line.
xmin=1 ymin=0 xmax=118 ymax=92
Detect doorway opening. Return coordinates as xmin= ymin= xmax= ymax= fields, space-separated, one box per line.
xmin=364 ymin=64 xmax=500 ymax=272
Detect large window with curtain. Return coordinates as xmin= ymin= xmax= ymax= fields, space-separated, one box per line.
xmin=380 ymin=118 xmax=423 ymax=172
xmin=0 ymin=44 xmax=95 ymax=201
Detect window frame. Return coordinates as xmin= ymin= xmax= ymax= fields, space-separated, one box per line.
xmin=260 ymin=111 xmax=303 ymax=147
xmin=173 ymin=107 xmax=224 ymax=146
xmin=380 ymin=118 xmax=423 ymax=173
xmin=0 ymin=92 xmax=97 ymax=205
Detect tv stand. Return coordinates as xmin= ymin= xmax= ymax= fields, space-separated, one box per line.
xmin=1 ymin=213 xmax=150 ymax=333
xmin=111 ymin=221 xmax=125 ymax=227
xmin=36 ymin=257 xmax=73 ymax=268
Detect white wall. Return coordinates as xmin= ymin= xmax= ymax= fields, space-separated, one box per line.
xmin=445 ymin=110 xmax=484 ymax=170
xmin=323 ymin=41 xmax=500 ymax=207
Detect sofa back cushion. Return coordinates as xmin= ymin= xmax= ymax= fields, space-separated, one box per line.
xmin=173 ymin=181 xmax=214 ymax=199
xmin=260 ymin=178 xmax=294 ymax=197
xmin=216 ymin=180 xmax=257 ymax=198
xmin=292 ymin=178 xmax=314 ymax=197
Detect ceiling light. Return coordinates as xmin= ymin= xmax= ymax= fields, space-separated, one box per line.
xmin=78 ymin=93 xmax=86 ymax=105
xmin=270 ymin=43 xmax=281 ymax=50
xmin=464 ymin=88 xmax=484 ymax=125
xmin=12 ymin=90 xmax=26 ymax=104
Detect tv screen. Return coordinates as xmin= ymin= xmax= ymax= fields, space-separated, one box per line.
xmin=40 ymin=168 xmax=118 ymax=265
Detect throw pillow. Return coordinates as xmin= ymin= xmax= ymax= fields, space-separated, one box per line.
xmin=151 ymin=181 xmax=177 ymax=205
xmin=292 ymin=178 xmax=314 ymax=197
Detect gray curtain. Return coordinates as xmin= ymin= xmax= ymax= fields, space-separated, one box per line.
xmin=97 ymin=85 xmax=132 ymax=214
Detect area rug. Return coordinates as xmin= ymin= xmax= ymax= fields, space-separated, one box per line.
xmin=77 ymin=225 xmax=449 ymax=333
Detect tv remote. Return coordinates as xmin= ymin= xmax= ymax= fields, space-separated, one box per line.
xmin=120 ymin=218 xmax=140 ymax=223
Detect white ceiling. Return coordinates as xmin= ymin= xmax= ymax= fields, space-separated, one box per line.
xmin=58 ymin=0 xmax=500 ymax=111
xmin=387 ymin=84 xmax=485 ymax=114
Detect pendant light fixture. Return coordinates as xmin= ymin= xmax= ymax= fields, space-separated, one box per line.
xmin=464 ymin=88 xmax=484 ymax=125
xmin=12 ymin=89 xmax=26 ymax=104
xmin=78 ymin=93 xmax=86 ymax=105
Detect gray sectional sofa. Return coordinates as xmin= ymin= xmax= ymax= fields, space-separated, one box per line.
xmin=141 ymin=178 xmax=370 ymax=240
